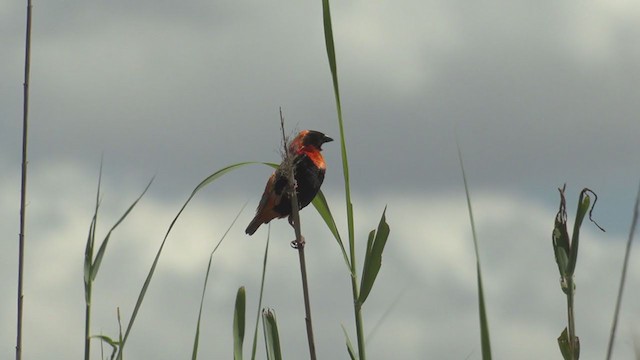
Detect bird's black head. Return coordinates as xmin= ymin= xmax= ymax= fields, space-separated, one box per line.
xmin=300 ymin=130 xmax=333 ymax=151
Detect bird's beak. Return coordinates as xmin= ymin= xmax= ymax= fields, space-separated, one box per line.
xmin=323 ymin=136 xmax=334 ymax=143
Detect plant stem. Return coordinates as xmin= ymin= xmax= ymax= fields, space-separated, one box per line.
xmin=17 ymin=1 xmax=32 ymax=359
xmin=296 ymin=243 xmax=316 ymax=360
xmin=605 ymin=182 xmax=640 ymax=360
xmin=280 ymin=111 xmax=316 ymax=360
xmin=352 ymin=281 xmax=365 ymax=360
xmin=85 ymin=291 xmax=91 ymax=360
xmin=566 ymin=276 xmax=577 ymax=359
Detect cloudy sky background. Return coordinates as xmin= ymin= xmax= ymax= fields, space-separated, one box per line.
xmin=2 ymin=0 xmax=640 ymax=358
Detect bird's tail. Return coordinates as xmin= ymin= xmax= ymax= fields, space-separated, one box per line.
xmin=245 ymin=218 xmax=262 ymax=235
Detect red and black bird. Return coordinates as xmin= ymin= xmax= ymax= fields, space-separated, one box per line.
xmin=245 ymin=130 xmax=333 ymax=235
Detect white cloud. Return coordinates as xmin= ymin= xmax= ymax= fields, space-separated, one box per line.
xmin=558 ymin=0 xmax=640 ymax=65
xmin=1 ymin=161 xmax=639 ymax=359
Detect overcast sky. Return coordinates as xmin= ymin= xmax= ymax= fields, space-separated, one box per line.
xmin=2 ymin=0 xmax=640 ymax=359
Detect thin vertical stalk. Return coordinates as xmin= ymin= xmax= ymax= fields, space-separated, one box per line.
xmin=566 ymin=277 xmax=577 ymax=359
xmin=84 ymin=291 xmax=92 ymax=359
xmin=17 ymin=1 xmax=33 ymax=359
xmin=84 ymin=165 xmax=102 ymax=360
xmin=280 ymin=112 xmax=316 ymax=360
xmin=605 ymin=182 xmax=640 ymax=359
xmin=457 ymin=141 xmax=492 ymax=359
xmin=320 ymin=1 xmax=365 ymax=357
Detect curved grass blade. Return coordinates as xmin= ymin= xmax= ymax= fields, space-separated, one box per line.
xmin=116 ymin=161 xmax=272 ymax=359
xmin=553 ymin=185 xmax=571 ymax=281
xmin=312 ymin=191 xmax=350 ymax=271
xmin=84 ymin=164 xmax=152 ymax=360
xmin=366 ymin=285 xmax=409 ymax=344
xmin=341 ymin=325 xmax=357 ymax=360
xmin=605 ymin=182 xmax=640 ymax=359
xmin=192 ymin=204 xmax=246 ymax=360
xmin=234 ymin=286 xmax=247 ymax=360
xmin=321 ymin=0 xmax=367 ymax=357
xmin=84 ymin=160 xmax=103 ymax=299
xmin=262 ymin=309 xmax=282 ymax=360
xmin=91 ymin=335 xmax=119 ymax=360
xmin=358 ymin=208 xmax=390 ymax=305
xmin=84 ymin=215 xmax=97 ymax=300
xmin=109 ymin=158 xmax=342 ymax=358
xmin=251 ymin=226 xmax=272 ymax=360
xmin=91 ymin=177 xmax=154 ymax=281
xmin=567 ymin=188 xmax=605 ymax=276
xmin=457 ymin=142 xmax=492 ymax=360
xmin=566 ymin=191 xmax=590 ymax=276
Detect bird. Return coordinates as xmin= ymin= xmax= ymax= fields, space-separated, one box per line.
xmin=245 ymin=130 xmax=333 ymax=235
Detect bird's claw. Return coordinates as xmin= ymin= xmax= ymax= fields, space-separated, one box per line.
xmin=290 ymin=236 xmax=306 ymax=249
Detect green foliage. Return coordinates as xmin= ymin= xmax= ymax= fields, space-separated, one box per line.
xmin=358 ymin=208 xmax=390 ymax=305
xmin=191 ymin=205 xmax=246 ymax=360
xmin=262 ymin=309 xmax=282 ymax=360
xmin=552 ymin=185 xmax=605 ymax=281
xmin=606 ymin=183 xmax=640 ymax=359
xmin=115 ymin=162 xmax=275 ymax=359
xmin=251 ymin=227 xmax=272 ymax=360
xmin=311 ymin=191 xmax=350 ymax=271
xmin=234 ymin=287 xmax=247 ymax=360
xmin=83 ymin=161 xmax=152 ymax=360
xmin=341 ymin=325 xmax=357 ymax=360
xmin=90 ymin=335 xmax=119 ymax=360
xmin=320 ymin=0 xmax=392 ymax=358
xmin=558 ymin=327 xmax=580 ymax=360
xmin=551 ymin=185 xmax=604 ymax=360
xmin=457 ymin=142 xmax=492 ymax=360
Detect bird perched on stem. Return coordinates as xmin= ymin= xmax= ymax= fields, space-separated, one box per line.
xmin=245 ymin=130 xmax=333 ymax=235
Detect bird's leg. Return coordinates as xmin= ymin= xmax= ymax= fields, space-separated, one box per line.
xmin=290 ymin=236 xmax=306 ymax=249
xmin=288 ymin=215 xmax=306 ymax=248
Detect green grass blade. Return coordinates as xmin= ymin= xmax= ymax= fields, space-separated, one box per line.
xmin=84 ymin=215 xmax=97 ymax=300
xmin=358 ymin=208 xmax=390 ymax=305
xmin=84 ymin=163 xmax=103 ymax=296
xmin=605 ymin=182 xmax=640 ymax=360
xmin=116 ymin=308 xmax=123 ymax=360
xmin=192 ymin=204 xmax=246 ymax=360
xmin=91 ymin=335 xmax=119 ymax=360
xmin=361 ymin=229 xmax=375 ymax=297
xmin=457 ymin=142 xmax=492 ymax=360
xmin=321 ymin=0 xmax=366 ymax=357
xmin=567 ymin=188 xmax=604 ymax=276
xmin=557 ymin=327 xmax=573 ymax=360
xmin=84 ymin=162 xmax=103 ymax=360
xmin=312 ymin=191 xmax=350 ymax=271
xmin=234 ymin=286 xmax=247 ymax=360
xmin=552 ymin=186 xmax=571 ymax=279
xmin=116 ymin=161 xmax=273 ymax=360
xmin=476 ymin=264 xmax=492 ymax=359
xmin=251 ymin=226 xmax=272 ymax=360
xmin=91 ymin=177 xmax=154 ymax=282
xmin=341 ymin=325 xmax=357 ymax=360
xmin=567 ymin=191 xmax=590 ymax=275
xmin=321 ymin=0 xmax=352 ymax=255
xmin=366 ymin=285 xmax=409 ymax=344
xmin=262 ymin=309 xmax=282 ymax=360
